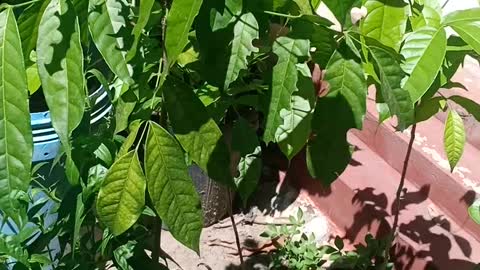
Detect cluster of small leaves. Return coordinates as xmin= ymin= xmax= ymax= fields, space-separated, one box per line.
xmin=1 ymin=0 xmax=480 ymax=267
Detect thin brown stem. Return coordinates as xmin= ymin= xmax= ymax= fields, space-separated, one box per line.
xmin=227 ymin=190 xmax=245 ymax=269
xmin=385 ymin=123 xmax=417 ymax=262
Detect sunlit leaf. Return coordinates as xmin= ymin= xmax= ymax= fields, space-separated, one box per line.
xmin=97 ymin=151 xmax=146 ymax=235
xmin=0 ymin=8 xmax=33 ymax=225
xmin=165 ymin=0 xmax=203 ymax=67
xmin=401 ymin=26 xmax=447 ymax=102
xmin=469 ymin=199 xmax=480 ymax=225
xmin=37 ymin=0 xmax=85 ymax=184
xmin=444 ymin=110 xmax=465 ymax=172
xmin=164 ymin=78 xmax=234 ymax=187
xmin=88 ymin=0 xmax=133 ymax=85
xmin=210 ymin=0 xmax=242 ymax=31
xmin=361 ymin=0 xmax=408 ymax=51
xmin=145 ymin=122 xmax=203 ymax=252
xmin=224 ymin=13 xmax=259 ymax=89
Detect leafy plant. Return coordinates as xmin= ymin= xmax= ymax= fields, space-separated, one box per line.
xmin=0 ymin=0 xmax=480 ymax=268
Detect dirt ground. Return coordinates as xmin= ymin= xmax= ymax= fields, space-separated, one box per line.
xmin=160 ymin=181 xmax=332 ymax=270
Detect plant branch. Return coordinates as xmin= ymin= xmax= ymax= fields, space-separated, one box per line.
xmin=385 ymin=123 xmax=417 ymax=262
xmin=227 ymin=190 xmax=245 ymax=269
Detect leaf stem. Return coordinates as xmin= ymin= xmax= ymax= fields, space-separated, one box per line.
xmin=264 ymin=10 xmax=302 ymax=19
xmin=227 ymin=190 xmax=245 ymax=269
xmin=385 ymin=122 xmax=417 ymax=262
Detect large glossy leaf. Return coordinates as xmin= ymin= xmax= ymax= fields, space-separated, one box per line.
xmin=307 ymin=50 xmax=366 ymax=185
xmin=0 ymin=8 xmax=33 ymax=223
xmin=401 ymin=26 xmax=447 ymax=102
xmin=224 ymin=13 xmax=259 ymax=89
xmin=442 ymin=8 xmax=480 ymax=25
xmin=264 ymin=37 xmax=310 ymax=143
xmin=164 ymin=78 xmax=234 ymax=187
xmin=361 ymin=0 xmax=408 ymax=51
xmin=17 ymin=0 xmax=51 ymax=63
xmin=449 ymin=96 xmax=480 ymax=122
xmin=97 ymin=151 xmax=146 ymax=236
xmin=88 ymin=0 xmax=133 ymax=85
xmin=443 ymin=110 xmax=465 ymax=172
xmin=165 ymin=0 xmax=203 ymax=67
xmin=324 ymin=50 xmax=367 ymax=129
xmin=448 ymin=22 xmax=480 ymax=56
xmin=276 ymin=64 xmax=316 ymax=159
xmin=232 ymin=118 xmax=262 ymax=204
xmin=370 ymin=46 xmax=413 ymax=130
xmin=145 ymin=122 xmax=203 ymax=252
xmin=37 ymin=0 xmax=85 ymax=184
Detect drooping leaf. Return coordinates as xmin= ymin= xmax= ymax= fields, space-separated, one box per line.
xmin=164 ymin=78 xmax=234 ymax=187
xmin=324 ymin=50 xmax=367 ymax=129
xmin=264 ymin=37 xmax=310 ymax=143
xmin=370 ymin=46 xmax=413 ymax=130
xmin=37 ymin=0 xmax=85 ymax=185
xmin=210 ymin=0 xmax=242 ymax=31
xmin=361 ymin=0 xmax=408 ymax=51
xmin=448 ymin=22 xmax=480 ymax=56
xmin=0 ymin=8 xmax=33 ymax=224
xmin=232 ymin=118 xmax=262 ymax=204
xmin=126 ymin=0 xmax=154 ymax=61
xmin=224 ymin=13 xmax=259 ymax=89
xmin=443 ymin=110 xmax=466 ymax=172
xmin=276 ymin=64 xmax=316 ymax=159
xmin=145 ymin=122 xmax=203 ymax=252
xmin=415 ymin=96 xmax=446 ymax=123
xmin=17 ymin=0 xmax=51 ymax=63
xmin=469 ymin=199 xmax=480 ymax=225
xmin=401 ymin=26 xmax=447 ymax=102
xmin=97 ymin=151 xmax=146 ymax=236
xmin=307 ymin=49 xmax=366 ymax=185
xmin=165 ymin=0 xmax=203 ymax=67
xmin=88 ymin=0 xmax=133 ymax=85
xmin=449 ymin=96 xmax=480 ymax=122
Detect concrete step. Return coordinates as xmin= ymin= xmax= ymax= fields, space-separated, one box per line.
xmin=289 ymin=134 xmax=480 ymax=269
xmin=351 ymin=91 xmax=480 ymax=245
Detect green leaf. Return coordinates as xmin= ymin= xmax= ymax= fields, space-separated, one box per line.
xmin=145 ymin=122 xmax=203 ymax=252
xmin=165 ymin=0 xmax=203 ymax=67
xmin=449 ymin=22 xmax=480 ymax=56
xmin=264 ymin=37 xmax=310 ymax=143
xmin=126 ymin=0 xmax=154 ymax=61
xmin=307 ymin=50 xmax=366 ymax=185
xmin=415 ymin=96 xmax=445 ymax=123
xmin=442 ymin=7 xmax=480 ymax=25
xmin=401 ymin=26 xmax=447 ymax=102
xmin=72 ymin=193 xmax=85 ymax=257
xmin=276 ymin=64 xmax=316 ymax=159
xmin=37 ymin=0 xmax=85 ymax=184
xmin=232 ymin=118 xmax=262 ymax=204
xmin=113 ymin=241 xmax=136 ymax=270
xmin=224 ymin=13 xmax=259 ymax=89
xmin=324 ymin=50 xmax=367 ymax=129
xmin=17 ymin=0 xmax=51 ymax=63
xmin=321 ymin=0 xmax=359 ymax=27
xmin=210 ymin=0 xmax=242 ymax=31
xmin=469 ymin=199 xmax=480 ymax=225
xmin=449 ymin=96 xmax=480 ymax=122
xmin=97 ymin=151 xmax=146 ymax=236
xmin=118 ymin=120 xmax=143 ymax=157
xmin=26 ymin=63 xmax=41 ymax=94
xmin=443 ymin=110 xmax=466 ymax=172
xmin=361 ymin=0 xmax=408 ymax=51
xmin=164 ymin=78 xmax=234 ymax=187
xmin=0 ymin=8 xmax=33 ymax=224
xmin=410 ymin=2 xmax=441 ymax=30
xmin=370 ymin=46 xmax=413 ymax=130
xmin=88 ymin=0 xmax=133 ymax=85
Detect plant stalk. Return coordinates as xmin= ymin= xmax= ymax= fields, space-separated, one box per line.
xmin=152 ymin=219 xmax=162 ymax=263
xmin=385 ymin=123 xmax=417 ymax=263
xmin=227 ymin=190 xmax=245 ymax=269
